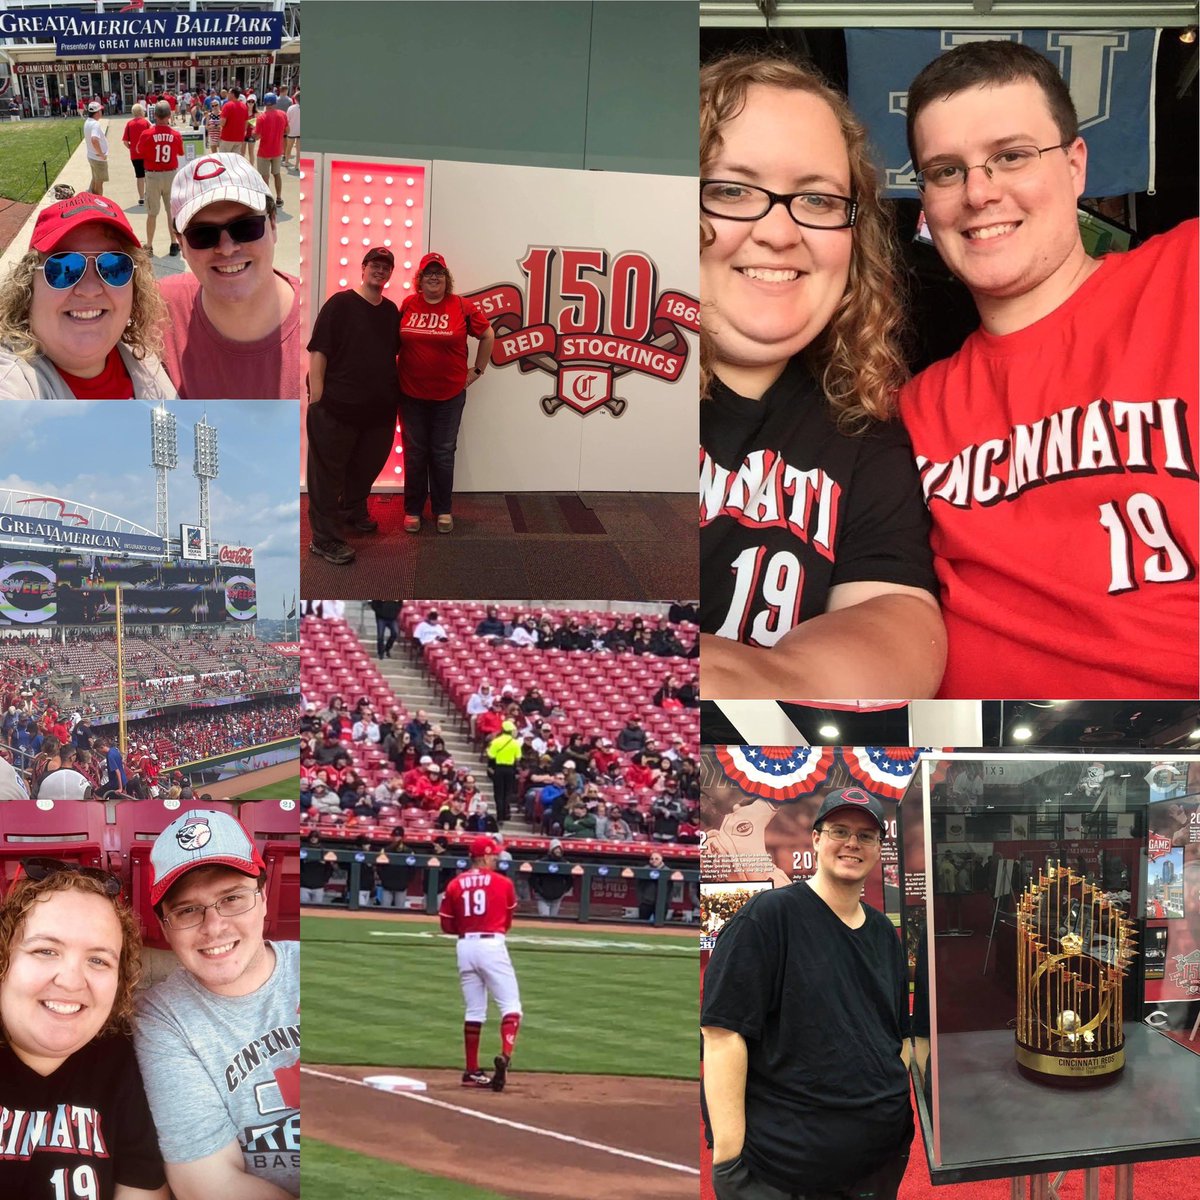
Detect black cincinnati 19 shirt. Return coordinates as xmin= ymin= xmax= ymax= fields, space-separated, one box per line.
xmin=700 ymin=357 xmax=938 ymax=645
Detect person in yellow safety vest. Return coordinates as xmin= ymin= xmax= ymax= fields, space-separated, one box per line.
xmin=486 ymin=720 xmax=521 ymax=824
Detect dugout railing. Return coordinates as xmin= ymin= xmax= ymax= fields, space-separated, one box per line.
xmin=301 ymin=847 xmax=701 ymax=927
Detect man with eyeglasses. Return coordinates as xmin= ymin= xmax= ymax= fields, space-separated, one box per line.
xmin=702 ymin=787 xmax=912 ymax=1200
xmin=899 ymin=40 xmax=1198 ymax=700
xmin=158 ymin=153 xmax=302 ymax=399
xmin=134 ymin=809 xmax=299 ymax=1198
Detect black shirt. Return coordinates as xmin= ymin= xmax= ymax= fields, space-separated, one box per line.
xmin=701 ymin=881 xmax=912 ymax=1192
xmin=700 ymin=358 xmax=937 ymax=643
xmin=0 ymin=1035 xmax=166 ymax=1200
xmin=307 ymin=289 xmax=401 ymax=426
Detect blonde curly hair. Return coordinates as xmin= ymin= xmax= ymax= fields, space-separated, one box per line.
xmin=0 ymin=244 xmax=166 ymax=365
xmin=0 ymin=868 xmax=143 ymax=1047
xmin=700 ymin=51 xmax=909 ymax=430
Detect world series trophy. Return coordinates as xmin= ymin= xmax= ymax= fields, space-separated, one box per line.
xmin=1015 ymin=864 xmax=1136 ymax=1085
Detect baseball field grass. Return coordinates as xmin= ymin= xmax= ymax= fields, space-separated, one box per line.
xmin=301 ymin=913 xmax=699 ymax=1079
xmin=0 ymin=118 xmax=83 ymax=202
xmin=306 ymin=1140 xmax=513 ymax=1199
xmin=236 ymin=780 xmax=294 ymax=800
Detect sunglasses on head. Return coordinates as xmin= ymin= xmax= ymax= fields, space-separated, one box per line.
xmin=20 ymin=856 xmax=122 ymax=897
xmin=181 ymin=213 xmax=268 ymax=251
xmin=38 ymin=251 xmax=135 ymax=290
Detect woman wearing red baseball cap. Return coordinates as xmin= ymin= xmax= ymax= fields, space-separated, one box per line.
xmin=0 ymin=192 xmax=175 ymax=399
xmin=396 ymin=252 xmax=496 ymax=533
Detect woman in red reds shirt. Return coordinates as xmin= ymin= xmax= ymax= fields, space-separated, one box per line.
xmin=0 ymin=193 xmax=175 ymax=399
xmin=396 ymin=252 xmax=496 ymax=534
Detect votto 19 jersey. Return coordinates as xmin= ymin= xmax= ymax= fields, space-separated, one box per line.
xmin=700 ymin=358 xmax=938 ymax=647
xmin=440 ymin=868 xmax=517 ymax=935
xmin=899 ymin=219 xmax=1200 ymax=699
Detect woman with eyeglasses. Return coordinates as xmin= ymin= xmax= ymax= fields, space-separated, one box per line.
xmin=0 ymin=859 xmax=169 ymax=1198
xmin=699 ymin=53 xmax=945 ymax=700
xmin=0 ymin=193 xmax=175 ymax=399
xmin=396 ymin=252 xmax=496 ymax=534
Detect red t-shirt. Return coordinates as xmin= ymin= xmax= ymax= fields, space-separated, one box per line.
xmin=165 ymin=94 xmax=177 ymax=112
xmin=136 ymin=126 xmax=183 ymax=171
xmin=439 ymin=868 xmax=517 ymax=935
xmin=899 ymin=219 xmax=1199 ymax=699
xmin=123 ymin=117 xmax=151 ymax=159
xmin=146 ymin=93 xmax=158 ymax=107
xmin=254 ymin=108 xmax=287 ymax=159
xmin=398 ymin=292 xmax=490 ymax=401
xmin=58 ymin=348 xmax=134 ymax=400
xmin=220 ymin=99 xmax=249 ymax=142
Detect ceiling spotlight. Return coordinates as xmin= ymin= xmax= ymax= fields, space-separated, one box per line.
xmin=1189 ymin=728 xmax=1200 ymax=740
xmin=818 ymin=723 xmax=839 ymax=739
xmin=1011 ymin=725 xmax=1033 ymax=742
xmin=1180 ymin=26 xmax=1197 ymax=43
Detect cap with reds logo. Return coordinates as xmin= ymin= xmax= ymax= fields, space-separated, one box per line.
xmin=418 ymin=252 xmax=447 ymax=273
xmin=170 ymin=152 xmax=270 ymax=233
xmin=814 ymin=787 xmax=887 ymax=834
xmin=469 ymin=835 xmax=499 ymax=858
xmin=149 ymin=808 xmax=266 ymax=905
xmin=30 ymin=193 xmax=138 ymax=254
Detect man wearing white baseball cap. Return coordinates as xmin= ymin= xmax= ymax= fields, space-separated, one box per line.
xmin=134 ymin=809 xmax=299 ymax=1197
xmin=157 ymin=152 xmax=301 ymax=399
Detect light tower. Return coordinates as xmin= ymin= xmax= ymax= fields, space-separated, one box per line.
xmin=193 ymin=413 xmax=219 ymax=551
xmin=149 ymin=404 xmax=178 ymax=541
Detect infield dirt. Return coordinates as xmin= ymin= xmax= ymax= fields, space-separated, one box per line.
xmin=304 ymin=1064 xmax=698 ymax=1199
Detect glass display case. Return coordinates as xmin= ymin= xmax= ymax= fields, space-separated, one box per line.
xmin=898 ymin=751 xmax=1200 ymax=1184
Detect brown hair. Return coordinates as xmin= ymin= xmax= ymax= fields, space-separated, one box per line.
xmin=413 ymin=262 xmax=455 ymax=296
xmin=700 ymin=51 xmax=908 ymax=428
xmin=906 ymin=41 xmax=1079 ymax=168
xmin=0 ymin=245 xmax=166 ymax=365
xmin=0 ymin=869 xmax=142 ymax=1045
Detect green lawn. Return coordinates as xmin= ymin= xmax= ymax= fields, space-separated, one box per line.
xmin=236 ymin=780 xmax=296 ymax=800
xmin=303 ymin=1140 xmax=514 ymax=1200
xmin=302 ymin=914 xmax=699 ymax=1079
xmin=0 ymin=118 xmax=84 ymax=202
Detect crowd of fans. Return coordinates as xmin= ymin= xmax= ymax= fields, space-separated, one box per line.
xmin=300 ymin=692 xmax=700 ymax=843
xmin=410 ymin=602 xmax=699 ymax=659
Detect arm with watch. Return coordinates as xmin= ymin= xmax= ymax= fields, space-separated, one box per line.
xmin=466 ymin=325 xmax=495 ymax=386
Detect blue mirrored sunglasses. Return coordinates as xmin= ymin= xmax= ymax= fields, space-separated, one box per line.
xmin=38 ymin=251 xmax=136 ymax=290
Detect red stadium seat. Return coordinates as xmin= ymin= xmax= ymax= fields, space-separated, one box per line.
xmin=0 ymin=803 xmax=108 ymax=897
xmin=262 ymin=840 xmax=299 ymax=941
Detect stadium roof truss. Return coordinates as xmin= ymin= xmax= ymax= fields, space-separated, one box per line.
xmin=0 ymin=488 xmax=162 ymax=554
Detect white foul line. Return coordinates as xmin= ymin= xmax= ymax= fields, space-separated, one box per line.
xmin=302 ymin=1065 xmax=699 ymax=1176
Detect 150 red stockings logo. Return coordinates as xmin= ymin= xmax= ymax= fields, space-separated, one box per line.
xmin=464 ymin=246 xmax=698 ymax=417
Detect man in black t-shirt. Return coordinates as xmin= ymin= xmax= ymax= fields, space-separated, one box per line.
xmin=702 ymin=787 xmax=913 ymax=1200
xmin=306 ymin=246 xmax=402 ymax=565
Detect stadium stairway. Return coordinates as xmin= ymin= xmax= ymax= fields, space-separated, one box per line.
xmin=348 ymin=627 xmax=516 ymax=834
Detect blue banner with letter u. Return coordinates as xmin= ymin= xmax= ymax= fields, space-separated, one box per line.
xmin=845 ymin=28 xmax=1159 ymax=198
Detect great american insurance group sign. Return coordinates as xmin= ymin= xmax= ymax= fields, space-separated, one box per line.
xmin=0 ymin=7 xmax=283 ymax=56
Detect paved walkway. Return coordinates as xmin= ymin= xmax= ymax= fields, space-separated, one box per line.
xmin=0 ymin=114 xmax=300 ymax=282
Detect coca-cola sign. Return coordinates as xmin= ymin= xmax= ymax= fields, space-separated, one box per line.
xmin=218 ymin=545 xmax=253 ymax=566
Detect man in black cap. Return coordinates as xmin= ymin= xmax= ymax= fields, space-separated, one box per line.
xmin=701 ymin=786 xmax=912 ymax=1200
xmin=306 ymin=246 xmax=402 ymax=565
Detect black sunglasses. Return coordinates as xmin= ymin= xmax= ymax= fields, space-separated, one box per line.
xmin=21 ymin=857 xmax=121 ymax=897
xmin=181 ymin=213 xmax=268 ymax=251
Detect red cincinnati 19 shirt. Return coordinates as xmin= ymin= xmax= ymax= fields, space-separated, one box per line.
xmin=439 ymin=868 xmax=517 ymax=935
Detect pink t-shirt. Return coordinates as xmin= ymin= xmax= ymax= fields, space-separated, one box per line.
xmin=157 ymin=271 xmax=303 ymax=400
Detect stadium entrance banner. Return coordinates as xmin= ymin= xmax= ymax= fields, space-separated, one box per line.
xmin=0 ymin=513 xmax=163 ymax=558
xmin=0 ymin=8 xmax=283 ymax=56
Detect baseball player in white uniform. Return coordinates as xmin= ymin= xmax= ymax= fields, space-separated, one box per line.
xmin=439 ymin=836 xmax=523 ymax=1091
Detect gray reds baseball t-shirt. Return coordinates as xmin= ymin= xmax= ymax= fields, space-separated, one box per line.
xmin=134 ymin=940 xmax=300 ymax=1195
